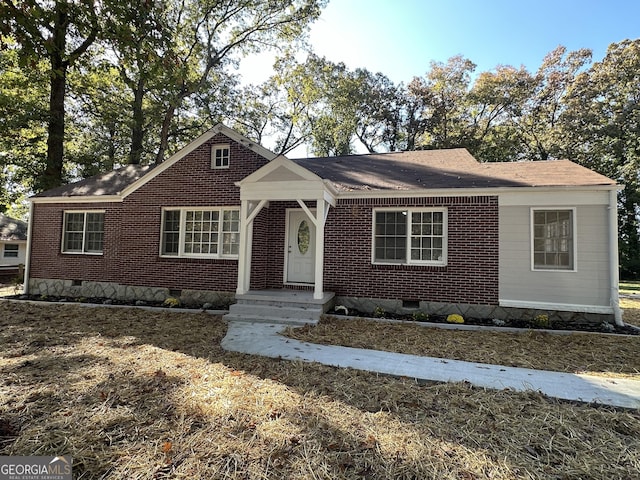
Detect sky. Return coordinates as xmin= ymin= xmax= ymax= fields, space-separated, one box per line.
xmin=241 ymin=0 xmax=640 ymax=85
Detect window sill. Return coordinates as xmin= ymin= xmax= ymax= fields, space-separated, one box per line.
xmin=62 ymin=251 xmax=104 ymax=256
xmin=531 ymin=267 xmax=577 ymax=273
xmin=372 ymin=262 xmax=447 ymax=270
xmin=159 ymin=255 xmax=238 ymax=262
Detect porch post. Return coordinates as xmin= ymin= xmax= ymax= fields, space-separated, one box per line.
xmin=314 ymin=198 xmax=326 ymax=300
xmin=236 ymin=200 xmax=250 ymax=295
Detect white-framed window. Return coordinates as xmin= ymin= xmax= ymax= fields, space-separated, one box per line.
xmin=160 ymin=207 xmax=240 ymax=259
xmin=62 ymin=211 xmax=105 ymax=254
xmin=531 ymin=208 xmax=576 ymax=271
xmin=372 ymin=208 xmax=447 ymax=265
xmin=211 ymin=144 xmax=230 ymax=169
xmin=3 ymin=244 xmax=19 ymax=258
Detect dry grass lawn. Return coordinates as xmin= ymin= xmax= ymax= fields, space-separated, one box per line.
xmin=287 ymin=299 xmax=640 ymax=381
xmin=1 ymin=301 xmax=639 ymax=479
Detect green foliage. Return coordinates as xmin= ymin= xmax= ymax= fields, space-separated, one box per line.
xmin=1 ymin=0 xmax=100 ymax=191
xmin=1 ymin=11 xmax=639 ymax=276
xmin=532 ymin=314 xmax=551 ymax=329
xmin=0 ymin=43 xmax=49 ymax=210
xmin=411 ymin=311 xmax=429 ymax=322
xmin=559 ymin=39 xmax=640 ymax=278
xmin=373 ymin=306 xmax=386 ymax=318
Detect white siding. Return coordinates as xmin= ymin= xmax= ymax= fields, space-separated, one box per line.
xmin=499 ymin=204 xmax=611 ymax=308
xmin=0 ymin=240 xmax=27 ymax=269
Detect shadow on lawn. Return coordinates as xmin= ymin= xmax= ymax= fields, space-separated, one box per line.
xmin=1 ymin=301 xmax=638 ymax=478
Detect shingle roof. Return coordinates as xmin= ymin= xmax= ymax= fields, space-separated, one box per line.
xmin=293 ymin=149 xmax=616 ymax=191
xmin=32 ymin=164 xmax=156 ymax=198
xmin=32 ymin=147 xmax=616 ymax=200
xmin=0 ymin=213 xmax=27 ymax=241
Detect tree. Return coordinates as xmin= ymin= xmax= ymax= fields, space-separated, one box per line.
xmin=67 ymin=61 xmax=131 ymax=175
xmin=561 ymin=39 xmax=640 ymax=277
xmin=103 ymin=0 xmax=326 ymax=164
xmin=512 ymin=46 xmax=592 ymax=161
xmin=409 ymin=55 xmax=477 ymax=150
xmin=350 ymin=69 xmax=403 ymax=153
xmin=101 ymin=0 xmax=165 ymax=165
xmin=467 ymin=65 xmax=536 ymax=162
xmin=0 ymin=42 xmax=49 ymax=213
xmin=1 ymin=0 xmax=99 ymax=191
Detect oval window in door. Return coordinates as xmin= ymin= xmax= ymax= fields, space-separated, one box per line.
xmin=297 ymin=220 xmax=310 ymax=254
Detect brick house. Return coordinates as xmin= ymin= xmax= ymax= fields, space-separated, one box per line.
xmin=25 ymin=124 xmax=622 ymax=325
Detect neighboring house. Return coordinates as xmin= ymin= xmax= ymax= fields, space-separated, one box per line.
xmin=25 ymin=124 xmax=621 ymax=325
xmin=0 ymin=212 xmax=28 ymax=276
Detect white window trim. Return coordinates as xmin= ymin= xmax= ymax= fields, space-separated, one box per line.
xmin=530 ymin=207 xmax=577 ymax=272
xmin=371 ymin=207 xmax=448 ymax=266
xmin=3 ymin=244 xmax=19 ymax=258
xmin=211 ymin=143 xmax=230 ymax=169
xmin=160 ymin=206 xmax=240 ymax=260
xmin=61 ymin=210 xmax=105 ymax=255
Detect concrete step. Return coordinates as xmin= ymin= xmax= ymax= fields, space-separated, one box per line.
xmin=236 ymin=292 xmax=334 ymax=309
xmin=235 ymin=299 xmax=326 ymax=309
xmin=224 ymin=290 xmax=335 ymax=326
xmin=223 ymin=313 xmax=318 ymax=326
xmin=228 ymin=303 xmax=323 ymax=321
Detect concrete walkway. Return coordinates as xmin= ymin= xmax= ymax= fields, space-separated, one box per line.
xmin=221 ymin=321 xmax=640 ymax=409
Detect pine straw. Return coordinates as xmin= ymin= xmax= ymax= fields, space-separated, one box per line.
xmin=287 ymin=310 xmax=640 ymax=380
xmin=620 ymin=297 xmax=640 ymax=326
xmin=0 ymin=302 xmax=638 ymax=479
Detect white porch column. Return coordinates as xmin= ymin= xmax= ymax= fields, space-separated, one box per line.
xmin=314 ymin=198 xmax=327 ymax=300
xmin=236 ymin=199 xmax=268 ymax=295
xmin=236 ymin=200 xmax=250 ymax=295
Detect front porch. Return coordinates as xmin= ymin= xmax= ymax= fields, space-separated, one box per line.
xmin=235 ymin=156 xmax=338 ymax=301
xmin=224 ymin=289 xmax=335 ymax=325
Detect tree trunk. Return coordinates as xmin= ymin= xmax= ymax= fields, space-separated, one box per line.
xmin=40 ymin=3 xmax=69 ymax=192
xmin=129 ymin=78 xmax=145 ymax=165
xmin=155 ymin=105 xmax=176 ymax=164
xmin=42 ymin=59 xmax=67 ymax=191
xmin=106 ymin=125 xmax=116 ymax=171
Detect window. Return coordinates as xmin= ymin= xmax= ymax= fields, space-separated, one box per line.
xmin=532 ymin=209 xmax=575 ymax=270
xmin=211 ymin=144 xmax=230 ymax=169
xmin=373 ymin=208 xmax=447 ymax=265
xmin=3 ymin=244 xmax=19 ymax=258
xmin=161 ymin=207 xmax=240 ymax=258
xmin=62 ymin=211 xmax=104 ymax=254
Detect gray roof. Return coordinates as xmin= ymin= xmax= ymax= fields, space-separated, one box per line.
xmin=0 ymin=213 xmax=27 ymax=241
xmin=32 ymin=148 xmax=615 ymax=200
xmin=32 ymin=164 xmax=156 ymax=198
xmin=293 ymin=149 xmax=616 ymax=191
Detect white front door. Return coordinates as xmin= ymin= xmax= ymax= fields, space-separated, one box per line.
xmin=286 ymin=210 xmax=316 ymax=284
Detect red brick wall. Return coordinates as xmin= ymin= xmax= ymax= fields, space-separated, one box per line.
xmin=29 ymin=202 xmax=122 ymax=282
xmin=30 ymin=134 xmax=499 ymax=305
xmin=323 ymin=196 xmax=499 ymax=304
xmin=29 ymin=134 xmax=269 ymax=292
